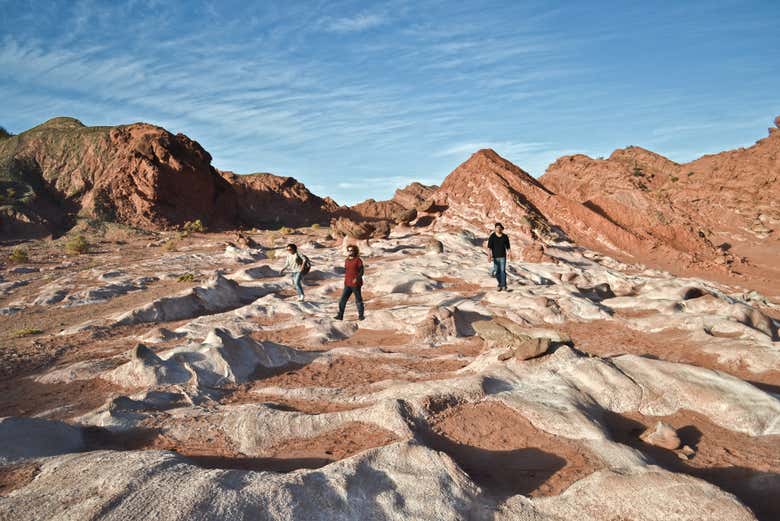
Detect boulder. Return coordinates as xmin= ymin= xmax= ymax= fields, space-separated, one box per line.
xmin=519 ymin=242 xmax=552 ymax=263
xmin=426 ymin=238 xmax=444 ymax=254
xmin=639 ymin=421 xmax=681 ymax=450
xmin=396 ymin=208 xmax=418 ymax=224
xmin=232 ymin=231 xmax=260 ymax=249
xmin=473 ymin=317 xmax=553 ymax=360
xmin=414 ymin=307 xmax=459 ymax=344
xmin=330 ymin=217 xmax=373 ymax=240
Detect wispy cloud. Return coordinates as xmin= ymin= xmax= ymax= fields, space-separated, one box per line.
xmin=0 ymin=0 xmax=777 ymax=205
xmin=435 ymin=141 xmax=553 ymax=158
xmin=320 ymin=12 xmax=387 ymax=33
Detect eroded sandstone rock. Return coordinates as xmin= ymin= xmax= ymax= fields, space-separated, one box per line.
xmin=639 ymin=421 xmax=681 ymax=450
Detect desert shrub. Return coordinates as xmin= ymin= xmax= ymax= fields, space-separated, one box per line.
xmin=14 ymin=328 xmax=42 ymax=337
xmin=177 ymin=230 xmax=191 ymax=239
xmin=8 ymin=246 xmax=29 ymax=263
xmin=279 ymin=226 xmax=294 ymax=235
xmin=162 ymin=239 xmax=178 ymax=252
xmin=65 ymin=235 xmax=90 ymax=255
xmin=183 ymin=219 xmax=206 ymax=233
xmin=670 ymin=176 xmax=679 ymax=182
xmin=632 ymin=165 xmax=644 ymax=177
xmin=0 ymin=126 xmax=12 ymax=139
xmin=311 ymin=223 xmax=321 ymax=230
xmin=687 ymin=171 xmax=695 ymax=177
xmin=177 ymin=273 xmax=195 ymax=282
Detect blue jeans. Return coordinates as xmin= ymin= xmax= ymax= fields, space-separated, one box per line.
xmin=493 ymin=257 xmax=507 ymax=288
xmin=291 ymin=272 xmax=304 ymax=297
xmin=338 ymin=285 xmax=364 ymax=318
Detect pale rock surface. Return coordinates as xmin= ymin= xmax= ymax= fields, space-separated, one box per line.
xmin=639 ymin=421 xmax=681 ymax=449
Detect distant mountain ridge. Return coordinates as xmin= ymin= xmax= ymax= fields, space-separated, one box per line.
xmin=2 ymin=115 xmax=778 ymax=286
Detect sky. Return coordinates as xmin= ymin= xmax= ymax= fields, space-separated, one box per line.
xmin=1 ymin=1 xmax=779 ymax=205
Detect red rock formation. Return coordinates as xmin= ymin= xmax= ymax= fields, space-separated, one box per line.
xmin=219 ymin=171 xmax=337 ymax=228
xmin=432 ymin=148 xmax=729 ymax=272
xmin=542 ymin=118 xmax=780 ymax=272
xmin=0 ymin=117 xmax=340 ymax=237
xmin=345 ymin=182 xmax=438 ymax=223
xmin=393 ymin=182 xmax=437 ymax=210
xmin=347 ymin=198 xmax=408 ymax=222
xmin=0 ymin=117 xmax=237 ymax=236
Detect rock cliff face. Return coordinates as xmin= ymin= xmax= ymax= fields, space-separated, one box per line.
xmin=219 ymin=171 xmax=337 ymax=228
xmin=392 ymin=182 xmax=438 ymax=210
xmin=430 ymin=149 xmax=706 ymax=268
xmin=345 ymin=182 xmax=438 ymax=222
xmin=0 ymin=117 xmax=340 ymax=238
xmin=542 ymin=131 xmax=780 ymax=243
xmin=0 ymin=117 xmax=237 ymax=236
xmin=540 ymin=118 xmax=780 ymax=276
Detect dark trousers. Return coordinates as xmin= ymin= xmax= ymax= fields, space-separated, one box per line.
xmin=338 ymin=285 xmax=364 ymax=318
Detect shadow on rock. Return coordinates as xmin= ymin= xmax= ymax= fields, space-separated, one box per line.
xmin=600 ymin=410 xmax=779 ymax=521
xmin=420 ymin=429 xmax=566 ymax=501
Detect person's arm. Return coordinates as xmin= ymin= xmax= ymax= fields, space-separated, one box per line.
xmin=486 ymin=235 xmax=494 ymax=261
xmin=354 ymin=259 xmax=364 ymax=285
xmin=280 ymin=254 xmax=290 ymax=274
xmin=505 ymin=235 xmax=510 ymax=261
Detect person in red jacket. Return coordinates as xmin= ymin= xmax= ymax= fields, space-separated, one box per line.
xmin=333 ymin=244 xmax=365 ymax=321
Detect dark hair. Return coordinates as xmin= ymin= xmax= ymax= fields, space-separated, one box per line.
xmin=286 ymin=243 xmax=297 ymax=253
xmin=494 ymin=222 xmax=504 ymax=229
xmin=347 ymin=244 xmax=359 ymax=255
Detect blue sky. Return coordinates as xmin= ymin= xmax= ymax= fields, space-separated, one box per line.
xmin=1 ymin=0 xmax=778 ymax=205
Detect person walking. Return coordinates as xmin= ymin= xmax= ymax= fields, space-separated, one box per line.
xmin=279 ymin=243 xmax=308 ymax=301
xmin=487 ymin=222 xmax=511 ymax=291
xmin=333 ymin=244 xmax=365 ymax=321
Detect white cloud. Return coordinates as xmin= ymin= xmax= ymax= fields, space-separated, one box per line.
xmin=321 ymin=13 xmax=386 ymax=33
xmin=434 ymin=141 xmax=552 ymax=158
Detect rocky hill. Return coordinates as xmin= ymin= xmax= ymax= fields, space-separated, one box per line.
xmin=0 ymin=118 xmax=339 ymax=238
xmin=0 ymin=118 xmax=238 ymax=237
xmin=541 ymin=117 xmax=780 ymax=285
xmin=344 ymin=182 xmax=438 ymax=223
xmin=428 ymin=149 xmax=729 ymax=275
xmin=219 ymin=171 xmax=337 ymax=228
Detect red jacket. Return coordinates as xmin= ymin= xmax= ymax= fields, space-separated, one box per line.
xmin=344 ymin=257 xmax=364 ymax=287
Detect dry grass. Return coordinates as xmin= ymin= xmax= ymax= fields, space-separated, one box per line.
xmin=13 ymin=328 xmax=43 ymax=338
xmin=8 ymin=246 xmax=29 ymax=263
xmin=183 ymin=219 xmax=206 ymax=233
xmin=65 ymin=235 xmax=90 ymax=255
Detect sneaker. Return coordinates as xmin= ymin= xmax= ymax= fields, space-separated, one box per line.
xmin=358 ymin=316 xmax=365 ymax=321
xmin=298 ymin=295 xmax=305 ymax=302
xmin=333 ymin=315 xmax=343 ymax=320
xmin=497 ymin=287 xmax=504 ymax=292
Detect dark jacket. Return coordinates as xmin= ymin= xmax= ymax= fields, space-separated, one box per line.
xmin=488 ymin=233 xmax=510 ymax=258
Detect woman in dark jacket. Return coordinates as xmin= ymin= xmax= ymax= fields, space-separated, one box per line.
xmin=333 ymin=244 xmax=365 ymax=320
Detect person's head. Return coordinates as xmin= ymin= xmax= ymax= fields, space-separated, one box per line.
xmin=494 ymin=222 xmax=504 ymax=234
xmin=286 ymin=243 xmax=297 ymax=254
xmin=347 ymin=244 xmax=359 ymax=257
